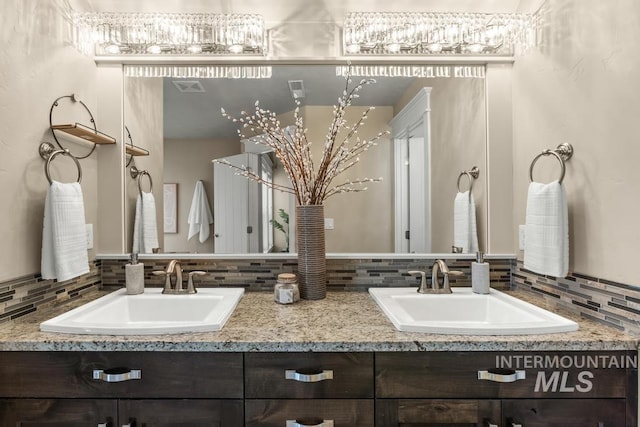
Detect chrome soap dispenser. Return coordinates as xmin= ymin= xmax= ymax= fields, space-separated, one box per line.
xmin=471 ymin=251 xmax=490 ymax=294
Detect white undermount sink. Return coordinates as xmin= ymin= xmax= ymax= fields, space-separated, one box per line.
xmin=369 ymin=287 xmax=578 ymax=335
xmin=40 ymin=287 xmax=244 ymax=335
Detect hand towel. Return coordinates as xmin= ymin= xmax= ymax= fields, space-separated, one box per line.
xmin=187 ymin=180 xmax=214 ymax=243
xmin=41 ymin=181 xmax=89 ymax=281
xmin=524 ymin=181 xmax=569 ymax=277
xmin=132 ymin=191 xmax=159 ymax=253
xmin=453 ymin=190 xmax=479 ymax=253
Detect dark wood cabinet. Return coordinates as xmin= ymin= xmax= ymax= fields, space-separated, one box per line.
xmin=376 ymin=351 xmax=637 ymax=427
xmin=0 ymin=350 xmax=635 ymax=426
xmin=246 ymin=399 xmax=374 ymax=426
xmin=119 ymin=399 xmax=244 ymax=426
xmin=502 ymin=399 xmax=626 ymax=426
xmin=245 ymin=352 xmax=374 ymax=426
xmin=376 ymin=399 xmax=501 ymax=426
xmin=0 ymin=399 xmax=117 ymax=426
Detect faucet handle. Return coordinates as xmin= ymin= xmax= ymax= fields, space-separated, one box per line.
xmin=186 ymin=271 xmax=206 ymax=293
xmin=408 ymin=270 xmax=428 ymax=292
xmin=448 ymin=270 xmax=464 ymax=276
xmin=152 ymin=270 xmax=172 ymax=291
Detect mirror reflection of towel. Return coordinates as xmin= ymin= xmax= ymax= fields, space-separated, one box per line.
xmin=41 ymin=181 xmax=89 ymax=281
xmin=188 ymin=181 xmax=213 ymax=243
xmin=453 ymin=190 xmax=479 ymax=253
xmin=524 ymin=181 xmax=568 ymax=278
xmin=132 ymin=191 xmax=159 ymax=253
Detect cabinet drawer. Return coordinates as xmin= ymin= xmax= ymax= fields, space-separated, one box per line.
xmin=0 ymin=352 xmax=243 ymax=399
xmin=246 ymin=399 xmax=374 ymax=427
xmin=376 ymin=351 xmax=634 ymax=399
xmin=245 ymin=352 xmax=373 ymax=398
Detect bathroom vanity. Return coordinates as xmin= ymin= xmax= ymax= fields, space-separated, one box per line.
xmin=0 ymin=291 xmax=636 ymax=426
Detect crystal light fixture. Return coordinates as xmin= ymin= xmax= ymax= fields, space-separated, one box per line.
xmin=343 ymin=12 xmax=535 ymax=56
xmin=72 ymin=12 xmax=267 ymax=56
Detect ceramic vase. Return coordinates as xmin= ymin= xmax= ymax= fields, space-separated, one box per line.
xmin=295 ymin=205 xmax=327 ymax=300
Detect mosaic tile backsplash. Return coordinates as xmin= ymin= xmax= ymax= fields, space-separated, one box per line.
xmin=2 ymin=256 xmax=640 ymax=337
xmin=99 ymin=256 xmax=513 ymax=292
xmin=513 ymin=261 xmax=640 ymax=335
xmin=0 ymin=262 xmax=101 ymax=325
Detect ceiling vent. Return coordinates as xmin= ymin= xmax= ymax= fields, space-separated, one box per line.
xmin=288 ymin=80 xmax=305 ymax=100
xmin=172 ymin=80 xmax=205 ymax=93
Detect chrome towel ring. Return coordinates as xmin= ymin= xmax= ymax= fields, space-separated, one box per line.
xmin=130 ymin=166 xmax=153 ymax=194
xmin=457 ymin=166 xmax=479 ymax=193
xmin=39 ymin=142 xmax=82 ymax=184
xmin=529 ymin=143 xmax=574 ymax=184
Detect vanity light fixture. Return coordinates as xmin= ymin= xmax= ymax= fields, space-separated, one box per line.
xmin=124 ymin=65 xmax=272 ymax=79
xmin=342 ymin=12 xmax=535 ymax=56
xmin=336 ymin=65 xmax=486 ymax=79
xmin=71 ymin=12 xmax=267 ymax=56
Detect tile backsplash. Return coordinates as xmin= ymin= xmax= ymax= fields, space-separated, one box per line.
xmin=0 ymin=262 xmax=101 ymax=325
xmin=2 ymin=256 xmax=640 ymax=336
xmin=99 ymin=256 xmax=513 ymax=292
xmin=513 ymin=261 xmax=640 ymax=335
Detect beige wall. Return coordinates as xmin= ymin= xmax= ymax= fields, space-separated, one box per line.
xmin=513 ymin=0 xmax=640 ymax=286
xmin=394 ymin=78 xmax=488 ymax=253
xmin=124 ymin=77 xmax=164 ymax=253
xmin=0 ymin=0 xmax=102 ymax=281
xmin=301 ymin=105 xmax=394 ymax=253
xmin=163 ymin=138 xmax=241 ymax=253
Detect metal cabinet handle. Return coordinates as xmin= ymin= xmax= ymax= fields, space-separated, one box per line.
xmin=285 ymin=369 xmax=333 ymax=383
xmin=485 ymin=421 xmax=499 ymax=427
xmin=97 ymin=424 xmax=109 ymax=427
xmin=122 ymin=424 xmax=132 ymax=427
xmin=478 ymin=369 xmax=525 ymax=383
xmin=286 ymin=420 xmax=334 ymax=427
xmin=93 ymin=368 xmax=141 ymax=382
xmin=510 ymin=424 xmax=523 ymax=427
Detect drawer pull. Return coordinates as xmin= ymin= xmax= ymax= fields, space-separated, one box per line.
xmin=93 ymin=367 xmax=142 ymax=383
xmin=285 ymin=369 xmax=334 ymax=383
xmin=484 ymin=421 xmax=499 ymax=427
xmin=478 ymin=368 xmax=525 ymax=383
xmin=286 ymin=420 xmax=334 ymax=427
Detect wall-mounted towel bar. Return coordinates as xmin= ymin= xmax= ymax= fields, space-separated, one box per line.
xmin=39 ymin=141 xmax=82 ymax=184
xmin=457 ymin=166 xmax=479 ymax=193
xmin=528 ymin=142 xmax=574 ymax=184
xmin=130 ymin=166 xmax=153 ymax=194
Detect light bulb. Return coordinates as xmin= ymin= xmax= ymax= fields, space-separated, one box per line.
xmin=105 ymin=44 xmax=121 ymax=54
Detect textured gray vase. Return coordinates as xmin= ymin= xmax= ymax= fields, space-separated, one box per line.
xmin=295 ymin=205 xmax=327 ymax=300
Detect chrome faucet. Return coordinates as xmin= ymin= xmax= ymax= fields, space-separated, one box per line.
xmin=153 ymin=260 xmax=204 ymax=294
xmin=409 ymin=260 xmax=463 ymax=294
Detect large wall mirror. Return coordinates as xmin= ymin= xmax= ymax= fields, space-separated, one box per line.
xmin=123 ymin=64 xmax=488 ymax=255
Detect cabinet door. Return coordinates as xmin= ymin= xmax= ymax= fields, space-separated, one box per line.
xmin=0 ymin=399 xmax=116 ymax=426
xmin=119 ymin=399 xmax=243 ymax=427
xmin=502 ymin=399 xmax=626 ymax=426
xmin=376 ymin=399 xmax=500 ymax=426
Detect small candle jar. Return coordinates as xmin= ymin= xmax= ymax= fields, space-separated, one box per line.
xmin=274 ymin=273 xmax=300 ymax=304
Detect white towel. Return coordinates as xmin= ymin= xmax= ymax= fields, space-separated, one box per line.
xmin=132 ymin=191 xmax=159 ymax=253
xmin=524 ymin=181 xmax=569 ymax=277
xmin=187 ymin=180 xmax=214 ymax=243
xmin=453 ymin=190 xmax=479 ymax=253
xmin=41 ymin=181 xmax=89 ymax=281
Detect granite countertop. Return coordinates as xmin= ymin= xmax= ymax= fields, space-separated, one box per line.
xmin=0 ymin=289 xmax=636 ymax=352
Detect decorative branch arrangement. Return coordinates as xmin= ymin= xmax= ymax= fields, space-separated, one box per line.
xmin=217 ymin=69 xmax=389 ymax=206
